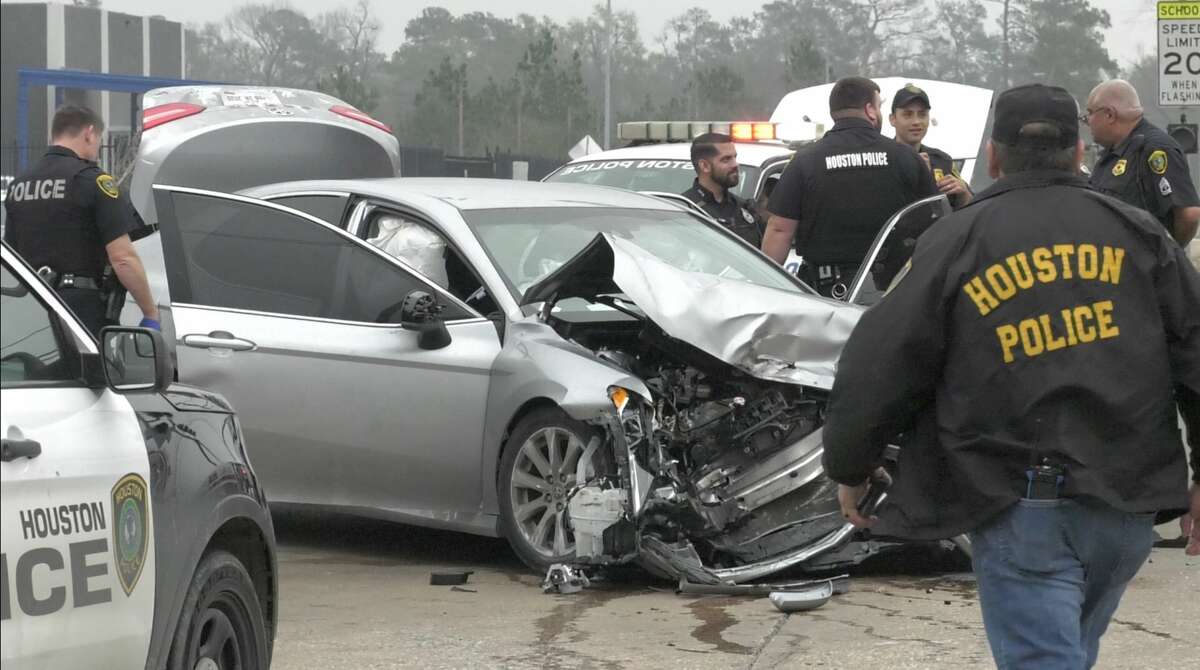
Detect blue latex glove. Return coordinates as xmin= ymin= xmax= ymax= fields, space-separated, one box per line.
xmin=139 ymin=318 xmax=161 ymax=331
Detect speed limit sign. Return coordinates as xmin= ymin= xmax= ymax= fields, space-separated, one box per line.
xmin=1159 ymin=1 xmax=1200 ymax=106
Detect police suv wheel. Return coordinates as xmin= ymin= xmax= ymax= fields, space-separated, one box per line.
xmin=169 ymin=550 xmax=269 ymax=670
xmin=499 ymin=407 xmax=604 ymax=574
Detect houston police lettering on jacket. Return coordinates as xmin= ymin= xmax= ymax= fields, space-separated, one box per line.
xmin=3 ymin=105 xmax=160 ymax=336
xmin=1084 ymin=79 xmax=1200 ymax=246
xmin=822 ymin=84 xmax=1200 ymax=669
xmin=763 ymin=76 xmax=937 ymax=297
xmin=681 ymin=133 xmax=762 ymax=246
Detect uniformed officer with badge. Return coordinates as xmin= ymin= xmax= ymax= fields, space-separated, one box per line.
xmin=681 ymin=132 xmax=762 ymax=246
xmin=888 ymin=83 xmax=973 ymax=208
xmin=823 ymin=84 xmax=1200 ymax=669
xmin=1085 ymin=79 xmax=1200 ymax=246
xmin=4 ymin=105 xmax=160 ymax=335
xmin=762 ymin=76 xmax=938 ymax=297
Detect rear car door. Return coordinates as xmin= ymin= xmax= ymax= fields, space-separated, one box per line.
xmin=1 ymin=250 xmax=155 ymax=667
xmin=152 ymin=186 xmax=500 ymax=525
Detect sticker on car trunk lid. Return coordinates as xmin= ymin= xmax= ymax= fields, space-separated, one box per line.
xmin=220 ymin=90 xmax=283 ymax=108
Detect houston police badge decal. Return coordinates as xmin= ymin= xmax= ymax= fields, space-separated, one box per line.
xmin=1111 ymin=159 xmax=1126 ymax=176
xmin=96 ymin=173 xmax=120 ymax=199
xmin=112 ymin=473 xmax=149 ymax=595
xmin=1148 ymin=150 xmax=1168 ymax=175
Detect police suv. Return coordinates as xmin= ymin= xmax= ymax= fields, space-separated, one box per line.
xmin=1 ymin=242 xmax=276 ymax=668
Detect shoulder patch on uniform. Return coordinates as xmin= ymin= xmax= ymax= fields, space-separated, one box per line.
xmin=96 ymin=173 xmax=119 ymax=199
xmin=1159 ymin=177 xmax=1173 ymax=196
xmin=1111 ymin=159 xmax=1126 ymax=176
xmin=1147 ymin=150 xmax=1168 ymax=175
xmin=111 ymin=473 xmax=149 ymax=596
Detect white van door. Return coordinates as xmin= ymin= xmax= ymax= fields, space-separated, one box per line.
xmin=1 ymin=253 xmax=156 ymax=668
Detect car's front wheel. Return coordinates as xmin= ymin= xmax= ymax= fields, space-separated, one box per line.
xmin=499 ymin=407 xmax=605 ymax=574
xmin=168 ymin=549 xmax=269 ymax=670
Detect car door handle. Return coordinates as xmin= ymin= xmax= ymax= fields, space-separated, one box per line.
xmin=1 ymin=437 xmax=42 ymax=462
xmin=182 ymin=331 xmax=256 ymax=351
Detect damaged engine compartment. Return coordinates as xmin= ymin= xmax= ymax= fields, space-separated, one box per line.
xmin=549 ymin=307 xmax=891 ymax=584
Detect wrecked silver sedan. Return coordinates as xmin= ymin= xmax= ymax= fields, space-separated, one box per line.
xmin=150 ymin=180 xmax=937 ymax=583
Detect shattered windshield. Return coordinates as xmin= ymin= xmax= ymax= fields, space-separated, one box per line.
xmin=545 ymin=160 xmax=760 ymax=200
xmin=463 ymin=207 xmax=800 ymax=300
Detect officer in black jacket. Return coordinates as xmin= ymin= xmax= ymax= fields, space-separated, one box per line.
xmin=680 ymin=132 xmax=761 ymax=246
xmin=764 ymin=76 xmax=937 ymax=297
xmin=823 ymin=84 xmax=1200 ymax=669
xmin=888 ymin=83 xmax=973 ymax=208
xmin=1085 ymin=79 xmax=1200 ymax=246
xmin=4 ymin=105 xmax=159 ymax=335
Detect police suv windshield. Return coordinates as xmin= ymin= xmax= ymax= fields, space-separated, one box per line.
xmin=464 ymin=207 xmax=798 ymax=300
xmin=546 ymin=159 xmax=760 ymax=200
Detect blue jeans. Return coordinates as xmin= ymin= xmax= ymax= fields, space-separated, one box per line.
xmin=969 ymin=498 xmax=1156 ymax=670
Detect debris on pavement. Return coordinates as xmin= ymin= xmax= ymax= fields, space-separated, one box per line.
xmin=430 ymin=570 xmax=474 ymax=586
xmin=542 ymin=563 xmax=591 ymax=594
xmin=676 ymin=574 xmax=849 ymax=597
xmin=769 ymin=581 xmax=834 ymax=613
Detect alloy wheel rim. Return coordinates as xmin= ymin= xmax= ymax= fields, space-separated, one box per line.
xmin=511 ymin=426 xmax=589 ymax=558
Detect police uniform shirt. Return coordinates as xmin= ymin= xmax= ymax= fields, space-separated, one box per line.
xmin=822 ymin=170 xmax=1200 ymax=540
xmin=3 ymin=146 xmax=136 ymax=279
xmin=917 ymin=144 xmax=973 ymax=209
xmin=1090 ymin=118 xmax=1200 ymax=231
xmin=768 ymin=118 xmax=938 ymax=266
xmin=681 ymin=179 xmax=762 ymax=246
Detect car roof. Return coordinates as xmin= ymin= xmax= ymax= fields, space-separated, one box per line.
xmin=242 ymin=178 xmax=683 ymax=212
xmin=559 ymin=141 xmax=792 ymax=168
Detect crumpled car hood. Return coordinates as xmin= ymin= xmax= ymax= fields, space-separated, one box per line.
xmin=521 ymin=233 xmax=863 ymax=389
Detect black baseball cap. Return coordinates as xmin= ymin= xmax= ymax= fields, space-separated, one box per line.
xmin=891 ymin=84 xmax=930 ymax=111
xmin=991 ymin=84 xmax=1079 ymax=148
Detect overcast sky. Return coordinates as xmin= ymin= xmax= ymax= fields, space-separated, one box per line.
xmin=12 ymin=0 xmax=1160 ymax=70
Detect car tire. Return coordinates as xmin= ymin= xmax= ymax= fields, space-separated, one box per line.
xmin=499 ymin=406 xmax=605 ymax=574
xmin=168 ymin=549 xmax=269 ymax=670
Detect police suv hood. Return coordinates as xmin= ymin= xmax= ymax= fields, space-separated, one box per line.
xmin=521 ymin=233 xmax=863 ymax=389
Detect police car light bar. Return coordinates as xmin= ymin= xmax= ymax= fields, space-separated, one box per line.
xmin=330 ymin=105 xmax=393 ymax=134
xmin=618 ymin=121 xmax=778 ymax=143
xmin=142 ymin=103 xmax=205 ymax=131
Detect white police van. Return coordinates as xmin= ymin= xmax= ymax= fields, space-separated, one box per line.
xmin=1 ymin=241 xmax=276 ymax=668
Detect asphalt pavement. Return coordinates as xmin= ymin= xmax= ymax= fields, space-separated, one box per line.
xmin=267 ymin=510 xmax=1198 ymax=669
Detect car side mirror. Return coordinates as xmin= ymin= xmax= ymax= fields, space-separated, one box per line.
xmin=400 ymin=290 xmax=452 ymax=350
xmin=99 ymin=326 xmax=173 ymax=394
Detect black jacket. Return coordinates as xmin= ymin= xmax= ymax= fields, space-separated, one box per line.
xmin=768 ymin=118 xmax=937 ymax=266
xmin=823 ymin=170 xmax=1200 ymax=540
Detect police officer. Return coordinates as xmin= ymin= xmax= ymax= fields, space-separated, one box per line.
xmin=823 ymin=84 xmax=1200 ymax=669
xmin=4 ymin=105 xmax=159 ymax=335
xmin=1085 ymin=79 xmax=1200 ymax=246
xmin=681 ymin=133 xmax=761 ymax=246
xmin=888 ymin=83 xmax=973 ymax=208
xmin=763 ymin=76 xmax=937 ymax=297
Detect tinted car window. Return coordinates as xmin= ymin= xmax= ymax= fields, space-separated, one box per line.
xmin=163 ymin=192 xmax=469 ymax=322
xmin=267 ymin=194 xmax=349 ymax=226
xmin=1 ymin=263 xmax=77 ymax=385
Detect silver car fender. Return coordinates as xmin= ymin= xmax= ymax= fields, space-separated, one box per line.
xmin=479 ymin=318 xmax=651 ymax=515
